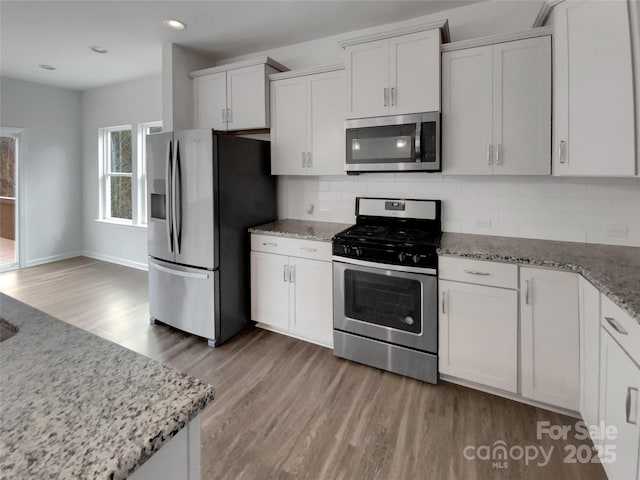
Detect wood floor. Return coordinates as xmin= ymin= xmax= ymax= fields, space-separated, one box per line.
xmin=0 ymin=236 xmax=16 ymax=266
xmin=0 ymin=257 xmax=607 ymax=480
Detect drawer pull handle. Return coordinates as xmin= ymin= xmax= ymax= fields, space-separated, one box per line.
xmin=464 ymin=270 xmax=491 ymax=276
xmin=262 ymin=242 xmax=278 ymax=247
xmin=283 ymin=265 xmax=289 ymax=282
xmin=525 ymin=279 xmax=531 ymax=305
xmin=605 ymin=316 xmax=628 ymax=335
xmin=300 ymin=247 xmax=317 ymax=252
xmin=627 ymin=387 xmax=638 ymax=425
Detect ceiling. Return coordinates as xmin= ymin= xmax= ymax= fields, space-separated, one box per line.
xmin=0 ymin=0 xmax=481 ymax=91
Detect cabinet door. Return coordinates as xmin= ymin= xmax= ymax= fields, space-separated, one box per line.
xmin=492 ymin=36 xmax=551 ymax=175
xmin=307 ymin=70 xmax=345 ymax=176
xmin=599 ymin=331 xmax=640 ymax=480
xmin=520 ymin=268 xmax=579 ymax=410
xmin=389 ymin=30 xmax=440 ymax=115
xmin=441 ymin=46 xmax=493 ymax=175
xmin=227 ymin=64 xmax=268 ymax=130
xmin=439 ymin=280 xmax=518 ymax=392
xmin=250 ymin=251 xmax=290 ymax=330
xmin=345 ymin=39 xmax=389 ymax=119
xmin=553 ymin=1 xmax=636 ymax=176
xmin=290 ymin=258 xmax=333 ymax=347
xmin=193 ymin=73 xmax=227 ymax=130
xmin=579 ymin=276 xmax=601 ymax=436
xmin=270 ymin=77 xmax=308 ymax=175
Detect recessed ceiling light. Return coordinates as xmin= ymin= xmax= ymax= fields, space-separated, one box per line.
xmin=38 ymin=64 xmax=56 ymax=70
xmin=89 ymin=46 xmax=108 ymax=54
xmin=163 ymin=19 xmax=186 ymax=30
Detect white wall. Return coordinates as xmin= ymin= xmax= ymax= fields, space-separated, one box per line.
xmin=278 ymin=174 xmax=640 ymax=247
xmin=0 ymin=77 xmax=83 ymax=265
xmin=217 ymin=0 xmax=545 ymax=69
xmin=216 ymin=0 xmax=640 ymax=248
xmin=81 ymin=75 xmax=162 ymax=269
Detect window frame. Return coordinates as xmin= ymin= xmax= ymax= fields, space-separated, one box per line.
xmin=98 ymin=121 xmax=162 ymax=226
xmin=100 ymin=125 xmax=134 ymax=223
xmin=137 ymin=121 xmax=163 ymax=225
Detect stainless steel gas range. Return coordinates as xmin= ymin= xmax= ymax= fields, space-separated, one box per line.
xmin=332 ymin=197 xmax=441 ymax=384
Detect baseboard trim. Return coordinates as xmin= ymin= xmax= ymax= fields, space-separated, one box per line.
xmin=440 ymin=374 xmax=581 ymax=418
xmin=25 ymin=251 xmax=83 ymax=267
xmin=255 ymin=323 xmax=332 ymax=349
xmin=81 ymin=251 xmax=148 ymax=271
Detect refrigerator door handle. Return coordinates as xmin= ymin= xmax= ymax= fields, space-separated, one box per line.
xmin=149 ymin=260 xmax=210 ymax=280
xmin=165 ymin=140 xmax=174 ymax=253
xmin=173 ymin=140 xmax=183 ymax=254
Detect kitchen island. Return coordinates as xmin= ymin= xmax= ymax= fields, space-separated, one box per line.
xmin=0 ymin=293 xmax=215 ymax=480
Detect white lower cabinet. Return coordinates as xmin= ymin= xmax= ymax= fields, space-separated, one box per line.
xmin=579 ymin=276 xmax=601 ymax=436
xmin=439 ymin=280 xmax=518 ymax=392
xmin=520 ymin=267 xmax=579 ymax=411
xmin=250 ymin=235 xmax=333 ymax=347
xmin=250 ymin=251 xmax=290 ymax=331
xmin=289 ymin=258 xmax=333 ymax=346
xmin=599 ymin=331 xmax=640 ymax=480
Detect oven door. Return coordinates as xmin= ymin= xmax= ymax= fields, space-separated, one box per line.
xmin=333 ymin=258 xmax=437 ymax=353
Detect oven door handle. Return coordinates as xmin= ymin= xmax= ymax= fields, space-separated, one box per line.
xmin=332 ymin=256 xmax=436 ymax=276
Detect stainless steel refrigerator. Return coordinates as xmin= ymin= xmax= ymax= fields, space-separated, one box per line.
xmin=146 ymin=129 xmax=276 ymax=346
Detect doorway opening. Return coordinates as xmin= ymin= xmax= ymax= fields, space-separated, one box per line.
xmin=0 ymin=128 xmax=22 ymax=270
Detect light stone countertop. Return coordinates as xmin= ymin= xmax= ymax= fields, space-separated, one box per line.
xmin=249 ymin=219 xmax=352 ymax=242
xmin=438 ymin=232 xmax=640 ymax=324
xmin=0 ymin=293 xmax=215 ymax=480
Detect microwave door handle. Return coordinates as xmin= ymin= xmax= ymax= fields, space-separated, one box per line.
xmin=415 ymin=121 xmax=422 ymax=162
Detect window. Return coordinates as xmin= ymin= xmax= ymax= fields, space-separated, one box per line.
xmin=99 ymin=121 xmax=162 ymax=225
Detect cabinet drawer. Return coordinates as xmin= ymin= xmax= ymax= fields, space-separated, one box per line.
xmin=251 ymin=234 xmax=332 ymax=261
xmin=438 ymin=256 xmax=517 ymax=289
xmin=601 ymin=295 xmax=640 ymax=365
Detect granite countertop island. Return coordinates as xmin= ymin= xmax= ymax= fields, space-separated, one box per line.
xmin=249 ymin=219 xmax=351 ymax=242
xmin=439 ymin=232 xmax=640 ymax=324
xmin=0 ymin=294 xmax=215 ymax=480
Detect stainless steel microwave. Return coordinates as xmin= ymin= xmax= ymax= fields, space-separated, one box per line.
xmin=345 ymin=112 xmax=440 ymax=174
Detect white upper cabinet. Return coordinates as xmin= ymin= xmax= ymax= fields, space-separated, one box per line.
xmin=442 ymin=46 xmax=494 ymax=175
xmin=552 ymin=0 xmax=636 ymax=176
xmin=520 ymin=267 xmax=580 ymax=411
xmin=226 ymin=65 xmax=269 ymax=130
xmin=270 ymin=77 xmax=308 ymax=176
xmin=190 ymin=58 xmax=286 ymax=131
xmin=442 ymin=35 xmax=551 ymax=175
xmin=193 ymin=72 xmax=227 ymax=131
xmin=270 ymin=68 xmax=345 ymax=176
xmin=344 ymin=29 xmax=441 ymax=119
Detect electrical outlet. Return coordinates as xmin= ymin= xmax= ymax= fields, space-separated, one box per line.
xmin=606 ymin=225 xmax=629 ymax=239
xmin=476 ymin=218 xmax=492 ymax=228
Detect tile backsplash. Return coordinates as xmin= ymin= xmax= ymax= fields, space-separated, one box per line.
xmin=277 ymin=174 xmax=640 ymax=247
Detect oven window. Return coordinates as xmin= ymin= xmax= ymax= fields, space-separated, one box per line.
xmin=346 ymin=124 xmax=416 ymax=165
xmin=344 ymin=269 xmax=421 ymax=334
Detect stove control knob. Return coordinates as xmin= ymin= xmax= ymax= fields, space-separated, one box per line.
xmin=398 ymin=252 xmax=406 ymax=262
xmin=412 ymin=254 xmax=420 ymax=264
xmin=342 ymin=245 xmax=350 ymax=255
xmin=404 ymin=316 xmax=414 ymax=325
xmin=354 ymin=247 xmax=362 ymax=256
